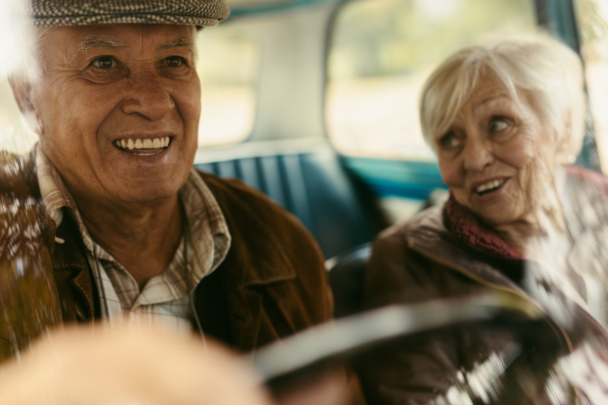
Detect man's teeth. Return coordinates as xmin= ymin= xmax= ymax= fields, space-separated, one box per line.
xmin=476 ymin=179 xmax=505 ymax=194
xmin=114 ymin=137 xmax=171 ymax=150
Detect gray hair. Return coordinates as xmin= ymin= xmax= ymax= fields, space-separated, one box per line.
xmin=419 ymin=34 xmax=586 ymax=159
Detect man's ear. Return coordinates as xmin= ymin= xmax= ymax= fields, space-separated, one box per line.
xmin=8 ymin=73 xmax=43 ymax=135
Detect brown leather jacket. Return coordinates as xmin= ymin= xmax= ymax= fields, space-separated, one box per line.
xmin=359 ymin=167 xmax=608 ymax=405
xmin=0 ymin=151 xmax=333 ymax=360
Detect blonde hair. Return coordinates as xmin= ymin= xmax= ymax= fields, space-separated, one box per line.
xmin=419 ymin=34 xmax=586 ymax=159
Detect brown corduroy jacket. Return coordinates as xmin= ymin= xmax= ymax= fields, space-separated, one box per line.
xmin=0 ymin=151 xmax=333 ymax=361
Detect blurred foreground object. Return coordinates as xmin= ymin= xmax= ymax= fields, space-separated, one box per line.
xmin=0 ymin=323 xmax=271 ymax=405
xmin=0 ymin=153 xmax=61 ymax=361
xmin=252 ymin=291 xmax=608 ymax=404
xmin=253 ymin=291 xmax=542 ymax=384
xmin=272 ymin=366 xmax=357 ymax=405
xmin=2 ymin=290 xmax=605 ymax=404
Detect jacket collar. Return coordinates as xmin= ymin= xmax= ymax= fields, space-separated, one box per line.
xmin=53 ymin=213 xmax=97 ymax=321
xmin=442 ymin=166 xmax=608 ymax=265
xmin=236 ymin=222 xmax=297 ymax=289
xmin=406 ymin=202 xmax=608 ymax=352
xmin=225 ymin=227 xmax=296 ymax=352
xmin=201 ymin=172 xmax=297 ymax=289
xmin=19 ymin=149 xmax=97 ymax=322
xmin=199 ymin=172 xmax=298 ymax=352
xmin=408 ymin=167 xmax=608 ymax=311
xmin=404 ymin=205 xmax=526 ymax=293
xmin=440 ymin=168 xmax=608 ymax=281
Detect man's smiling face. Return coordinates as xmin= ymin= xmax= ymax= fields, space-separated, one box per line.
xmin=30 ymin=24 xmax=201 ymax=205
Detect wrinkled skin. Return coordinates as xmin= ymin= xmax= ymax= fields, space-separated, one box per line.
xmin=11 ymin=24 xmax=202 ymax=286
xmin=433 ymin=76 xmax=564 ymax=252
xmin=434 ymin=78 xmax=554 ymax=226
xmin=31 ymin=24 xmax=201 ymax=204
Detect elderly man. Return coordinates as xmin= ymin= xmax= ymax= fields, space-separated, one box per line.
xmin=0 ymin=0 xmax=331 ymax=363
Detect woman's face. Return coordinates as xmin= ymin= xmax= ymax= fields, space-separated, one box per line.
xmin=435 ymin=78 xmax=558 ymax=227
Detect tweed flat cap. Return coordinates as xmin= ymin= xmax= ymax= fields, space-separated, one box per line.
xmin=28 ymin=0 xmax=230 ymax=27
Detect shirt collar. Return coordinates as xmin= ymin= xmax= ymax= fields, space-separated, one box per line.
xmin=35 ymin=143 xmax=74 ymax=228
xmin=180 ymin=168 xmax=231 ymax=282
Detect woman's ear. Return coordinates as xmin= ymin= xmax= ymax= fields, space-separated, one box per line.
xmin=7 ymin=73 xmax=43 ymax=136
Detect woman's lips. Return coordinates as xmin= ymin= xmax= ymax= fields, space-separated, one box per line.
xmin=471 ymin=177 xmax=509 ymax=197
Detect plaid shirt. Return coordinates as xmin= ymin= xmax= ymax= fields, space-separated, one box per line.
xmin=36 ymin=145 xmax=231 ymax=334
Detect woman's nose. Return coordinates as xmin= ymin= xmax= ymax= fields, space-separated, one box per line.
xmin=121 ymin=71 xmax=174 ymax=121
xmin=462 ymin=136 xmax=494 ymax=171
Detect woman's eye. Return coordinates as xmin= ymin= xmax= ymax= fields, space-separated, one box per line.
xmin=440 ymin=133 xmax=461 ymax=149
xmin=489 ymin=119 xmax=508 ymax=133
xmin=92 ymin=56 xmax=115 ymax=69
xmin=165 ymin=56 xmax=184 ymax=68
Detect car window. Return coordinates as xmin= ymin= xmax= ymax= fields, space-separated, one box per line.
xmin=574 ymin=0 xmax=608 ymax=173
xmin=197 ymin=23 xmax=259 ymax=147
xmin=326 ymin=0 xmax=538 ymax=160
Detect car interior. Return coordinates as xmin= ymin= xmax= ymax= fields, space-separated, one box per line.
xmin=189 ymin=0 xmax=606 ymax=319
xmin=0 ymin=0 xmax=608 ymax=403
xmin=0 ymin=0 xmax=606 ymax=315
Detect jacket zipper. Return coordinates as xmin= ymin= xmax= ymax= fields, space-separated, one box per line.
xmin=408 ymin=242 xmax=579 ymax=404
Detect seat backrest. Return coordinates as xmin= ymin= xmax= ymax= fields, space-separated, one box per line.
xmin=195 ymin=143 xmax=386 ymax=259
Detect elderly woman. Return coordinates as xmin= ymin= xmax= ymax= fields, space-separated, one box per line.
xmin=359 ymin=35 xmax=608 ymax=404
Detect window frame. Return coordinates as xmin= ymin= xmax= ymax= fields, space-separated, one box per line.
xmin=322 ymin=0 xmax=602 ymax=172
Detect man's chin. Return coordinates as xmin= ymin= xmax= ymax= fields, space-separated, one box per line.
xmin=111 ymin=182 xmax=182 ymax=205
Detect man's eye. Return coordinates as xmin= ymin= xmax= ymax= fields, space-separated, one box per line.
xmin=165 ymin=56 xmax=185 ymax=68
xmin=92 ymin=56 xmax=115 ymax=69
xmin=489 ymin=119 xmax=508 ymax=133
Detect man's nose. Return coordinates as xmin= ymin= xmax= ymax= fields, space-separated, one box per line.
xmin=462 ymin=135 xmax=494 ymax=172
xmin=121 ymin=71 xmax=173 ymax=121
